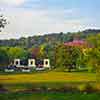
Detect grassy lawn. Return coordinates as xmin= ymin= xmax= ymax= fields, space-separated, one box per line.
xmin=0 ymin=92 xmax=100 ymax=100
xmin=0 ymin=72 xmax=98 ymax=100
xmin=0 ymin=72 xmax=96 ymax=84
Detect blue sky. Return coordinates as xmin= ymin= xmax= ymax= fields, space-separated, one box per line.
xmin=0 ymin=0 xmax=100 ymax=39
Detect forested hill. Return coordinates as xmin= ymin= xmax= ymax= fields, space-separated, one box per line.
xmin=82 ymin=29 xmax=100 ymax=35
xmin=0 ymin=29 xmax=100 ymax=48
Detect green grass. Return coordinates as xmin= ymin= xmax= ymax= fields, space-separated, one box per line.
xmin=0 ymin=92 xmax=100 ymax=100
xmin=2 ymin=82 xmax=96 ymax=92
xmin=0 ymin=72 xmax=98 ymax=100
xmin=0 ymin=71 xmax=96 ymax=92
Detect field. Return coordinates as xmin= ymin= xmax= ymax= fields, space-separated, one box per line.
xmin=0 ymin=71 xmax=96 ymax=84
xmin=0 ymin=71 xmax=97 ymax=100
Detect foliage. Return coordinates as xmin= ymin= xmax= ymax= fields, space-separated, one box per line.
xmin=55 ymin=44 xmax=81 ymax=71
xmin=0 ymin=29 xmax=99 ymax=48
xmin=7 ymin=47 xmax=29 ymax=62
xmin=86 ymin=34 xmax=100 ymax=81
xmin=0 ymin=47 xmax=9 ymax=66
xmin=0 ymin=92 xmax=100 ymax=100
xmin=0 ymin=29 xmax=100 ymax=71
xmin=0 ymin=15 xmax=8 ymax=32
xmin=78 ymin=83 xmax=96 ymax=93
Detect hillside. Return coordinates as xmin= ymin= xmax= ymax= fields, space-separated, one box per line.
xmin=0 ymin=29 xmax=100 ymax=48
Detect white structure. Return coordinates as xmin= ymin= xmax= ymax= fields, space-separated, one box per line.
xmin=43 ymin=59 xmax=50 ymax=68
xmin=14 ymin=59 xmax=20 ymax=67
xmin=5 ymin=69 xmax=14 ymax=72
xmin=28 ymin=59 xmax=36 ymax=67
xmin=13 ymin=59 xmax=50 ymax=69
xmin=22 ymin=69 xmax=31 ymax=72
xmin=36 ymin=67 xmax=45 ymax=71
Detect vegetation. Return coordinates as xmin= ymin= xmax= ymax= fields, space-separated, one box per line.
xmin=0 ymin=93 xmax=100 ymax=100
xmin=0 ymin=29 xmax=100 ymax=48
xmin=0 ymin=29 xmax=100 ymax=99
xmin=0 ymin=92 xmax=100 ymax=100
xmin=0 ymin=47 xmax=9 ymax=66
xmin=0 ymin=12 xmax=100 ymax=100
xmin=86 ymin=34 xmax=100 ymax=82
xmin=0 ymin=29 xmax=100 ymax=71
xmin=0 ymin=72 xmax=96 ymax=84
xmin=0 ymin=15 xmax=8 ymax=32
xmin=55 ymin=44 xmax=82 ymax=71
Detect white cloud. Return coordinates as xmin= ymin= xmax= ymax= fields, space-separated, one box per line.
xmin=0 ymin=7 xmax=98 ymax=39
xmin=0 ymin=0 xmax=26 ymax=6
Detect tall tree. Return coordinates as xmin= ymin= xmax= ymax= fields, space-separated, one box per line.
xmin=7 ymin=47 xmax=28 ymax=62
xmin=55 ymin=44 xmax=81 ymax=71
xmin=87 ymin=34 xmax=100 ymax=82
xmin=0 ymin=15 xmax=8 ymax=32
xmin=0 ymin=47 xmax=9 ymax=66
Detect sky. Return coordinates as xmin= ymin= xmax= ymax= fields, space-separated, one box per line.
xmin=0 ymin=0 xmax=100 ymax=39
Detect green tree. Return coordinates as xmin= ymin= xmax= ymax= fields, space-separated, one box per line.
xmin=55 ymin=44 xmax=81 ymax=71
xmin=87 ymin=34 xmax=100 ymax=82
xmin=7 ymin=47 xmax=28 ymax=62
xmin=38 ymin=44 xmax=47 ymax=59
xmin=0 ymin=47 xmax=9 ymax=66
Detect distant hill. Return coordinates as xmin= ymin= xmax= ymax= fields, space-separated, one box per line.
xmin=0 ymin=29 xmax=100 ymax=48
xmin=82 ymin=29 xmax=100 ymax=35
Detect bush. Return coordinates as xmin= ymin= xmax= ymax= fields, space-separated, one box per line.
xmin=78 ymin=83 xmax=96 ymax=93
xmin=0 ymin=84 xmax=8 ymax=93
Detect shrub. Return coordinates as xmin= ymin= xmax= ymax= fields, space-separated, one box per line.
xmin=78 ymin=83 xmax=96 ymax=93
xmin=0 ymin=84 xmax=8 ymax=93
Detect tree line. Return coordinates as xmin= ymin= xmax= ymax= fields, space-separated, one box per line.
xmin=0 ymin=29 xmax=100 ymax=48
xmin=0 ymin=33 xmax=100 ymax=74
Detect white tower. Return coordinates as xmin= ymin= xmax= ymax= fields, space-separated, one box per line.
xmin=14 ymin=59 xmax=20 ymax=67
xmin=43 ymin=59 xmax=50 ymax=68
xmin=28 ymin=59 xmax=36 ymax=67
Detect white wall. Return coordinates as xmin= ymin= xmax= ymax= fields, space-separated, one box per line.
xmin=43 ymin=59 xmax=50 ymax=68
xmin=28 ymin=59 xmax=36 ymax=67
xmin=14 ymin=59 xmax=20 ymax=67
